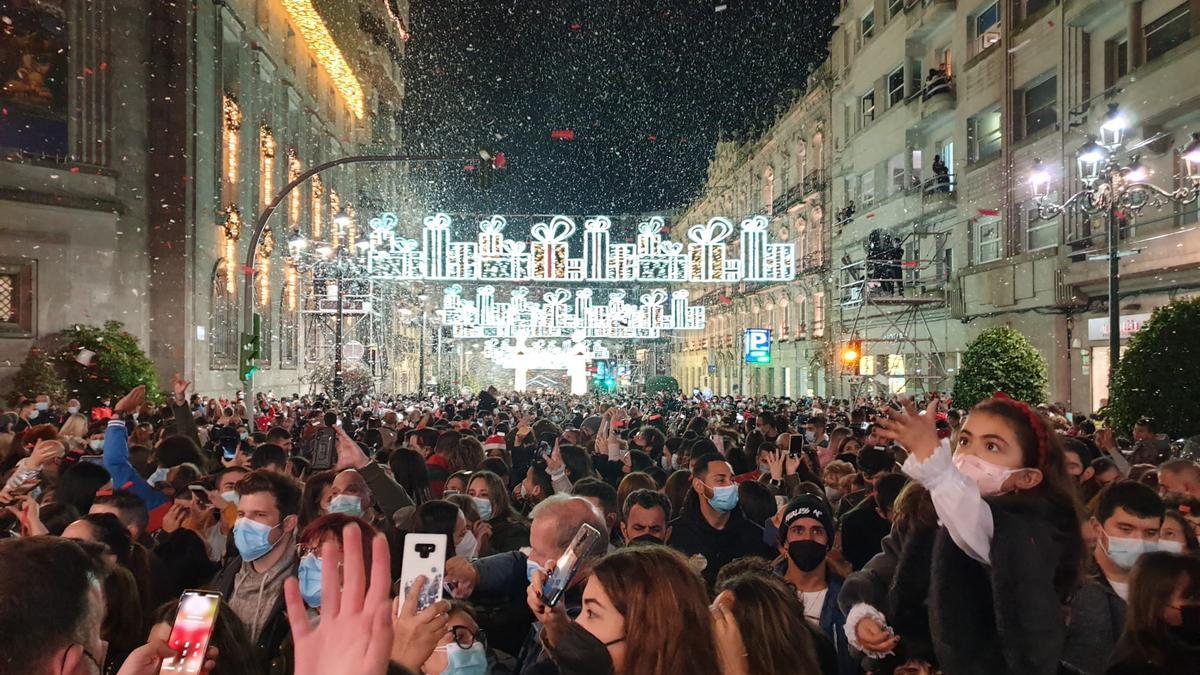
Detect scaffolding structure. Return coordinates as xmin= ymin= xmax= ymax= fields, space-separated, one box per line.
xmin=836 ymin=226 xmax=952 ymax=397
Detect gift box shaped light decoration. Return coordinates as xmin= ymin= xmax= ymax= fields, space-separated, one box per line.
xmin=637 ymin=240 xmax=688 ymax=281
xmin=583 ymin=217 xmax=612 ymax=280
xmin=422 ymin=213 xmax=453 ymax=278
xmin=530 ymin=216 xmax=575 ymax=280
xmin=687 ymin=217 xmax=734 ymax=282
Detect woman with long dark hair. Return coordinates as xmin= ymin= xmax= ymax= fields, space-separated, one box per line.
xmin=1106 ymin=551 xmax=1200 ymax=674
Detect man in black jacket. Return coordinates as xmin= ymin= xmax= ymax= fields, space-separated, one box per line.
xmin=667 ymin=452 xmax=775 ymax=588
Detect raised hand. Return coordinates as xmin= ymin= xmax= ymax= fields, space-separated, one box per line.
xmin=873 ymin=397 xmax=940 ymax=461
xmin=334 ymin=425 xmax=370 ymax=471
xmin=284 ymin=524 xmax=395 ymax=675
xmin=171 ymin=373 xmax=192 ymax=405
xmin=115 ymin=385 xmax=147 ymax=414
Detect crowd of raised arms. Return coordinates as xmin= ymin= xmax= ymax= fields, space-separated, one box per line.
xmin=1 ymin=378 xmax=1198 ymax=675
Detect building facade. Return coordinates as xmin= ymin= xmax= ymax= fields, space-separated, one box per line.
xmin=0 ymin=0 xmax=414 ymax=398
xmin=671 ymin=65 xmax=835 ymax=399
xmin=673 ymin=0 xmax=1200 ymax=412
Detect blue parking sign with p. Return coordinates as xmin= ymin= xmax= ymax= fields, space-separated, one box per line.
xmin=744 ymin=329 xmax=772 ymax=364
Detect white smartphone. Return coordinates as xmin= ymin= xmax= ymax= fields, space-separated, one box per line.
xmin=398 ymin=533 xmax=447 ymax=615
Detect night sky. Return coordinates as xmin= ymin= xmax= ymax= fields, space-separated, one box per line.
xmin=400 ymin=0 xmax=838 ymax=216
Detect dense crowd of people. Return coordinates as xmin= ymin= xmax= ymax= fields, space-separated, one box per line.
xmin=1 ymin=377 xmax=1198 ymax=675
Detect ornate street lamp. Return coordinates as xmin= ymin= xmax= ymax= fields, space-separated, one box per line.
xmin=1031 ymin=106 xmax=1200 ymax=387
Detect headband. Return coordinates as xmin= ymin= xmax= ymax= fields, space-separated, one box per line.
xmin=992 ymin=392 xmax=1047 ymax=470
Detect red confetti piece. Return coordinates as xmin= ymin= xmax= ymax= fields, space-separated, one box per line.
xmin=70 ymin=167 xmax=80 ymax=173
xmin=84 ymin=66 xmax=93 ymax=75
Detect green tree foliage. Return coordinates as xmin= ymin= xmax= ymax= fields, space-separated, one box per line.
xmin=645 ymin=375 xmax=681 ymax=395
xmin=58 ymin=321 xmax=161 ymax=405
xmin=6 ymin=346 xmax=67 ymax=406
xmin=1108 ymin=298 xmax=1200 ymax=438
xmin=951 ymin=326 xmax=1047 ymax=409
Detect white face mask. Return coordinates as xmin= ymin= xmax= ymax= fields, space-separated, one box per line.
xmin=67 ymin=406 xmax=79 ymax=414
xmin=456 ymin=529 xmax=479 ymax=559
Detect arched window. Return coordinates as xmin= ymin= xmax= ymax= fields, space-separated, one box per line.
xmin=796 ymin=296 xmax=807 ymax=336
xmin=795 ymin=218 xmax=808 ymax=269
xmin=810 ymin=206 xmax=825 ymax=265
xmin=209 ymin=261 xmax=238 ymax=369
xmin=795 ymin=142 xmax=807 ymax=185
xmin=811 ymin=131 xmax=824 ymax=174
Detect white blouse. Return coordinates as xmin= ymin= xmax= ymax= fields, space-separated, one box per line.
xmin=901 ymin=439 xmax=994 ymax=566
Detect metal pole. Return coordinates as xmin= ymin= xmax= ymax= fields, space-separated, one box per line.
xmin=240 ymin=153 xmax=476 ymax=403
xmin=1107 ymin=202 xmax=1120 ymax=389
xmin=333 ymin=253 xmax=345 ymax=401
xmin=418 ymin=310 xmax=426 ymax=392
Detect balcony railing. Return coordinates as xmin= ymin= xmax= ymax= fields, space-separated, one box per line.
xmin=770 ymin=170 xmax=828 ymax=215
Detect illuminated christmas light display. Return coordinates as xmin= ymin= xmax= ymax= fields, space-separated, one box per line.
xmin=439 ymin=285 xmax=705 ymax=339
xmin=281 ymin=0 xmax=365 ymax=118
xmin=259 ymin=126 xmax=276 ymax=208
xmin=287 ymin=149 xmax=303 ymax=222
xmin=311 ymin=175 xmax=324 ymax=240
xmin=364 ymin=213 xmax=795 ymax=283
xmin=222 ymin=95 xmax=241 ymax=185
xmin=222 ymin=206 xmax=242 ymax=294
xmin=258 ymin=228 xmax=273 ymax=303
xmin=479 ymin=336 xmax=610 ymax=394
xmin=285 ymin=262 xmax=299 ymax=312
xmin=482 ymin=337 xmax=611 ymax=370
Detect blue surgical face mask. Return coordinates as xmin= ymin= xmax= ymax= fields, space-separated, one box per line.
xmin=233 ymin=517 xmax=281 ymax=562
xmin=440 ymin=642 xmax=488 ymax=675
xmin=328 ymin=494 xmax=364 ymax=517
xmin=89 ymin=439 xmax=103 ymax=451
xmin=221 ymin=490 xmax=240 ymax=506
xmin=758 ymin=463 xmax=771 ymax=474
xmin=148 ymin=466 xmax=170 ymax=485
xmin=298 ymin=553 xmax=323 ymax=607
xmin=707 ymin=483 xmax=739 ymax=513
xmin=35 ymin=402 xmax=49 ymax=412
xmin=239 ymin=432 xmax=249 ymax=441
xmin=1103 ymin=530 xmax=1154 ymax=570
xmin=472 ymin=496 xmax=493 ymax=521
xmin=525 ymin=557 xmax=543 ymax=582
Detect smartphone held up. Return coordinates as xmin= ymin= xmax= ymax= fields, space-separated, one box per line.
xmin=158 ymin=590 xmax=221 ymax=674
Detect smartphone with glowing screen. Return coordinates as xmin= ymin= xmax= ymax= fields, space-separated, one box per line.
xmin=158 ymin=590 xmax=221 ymax=674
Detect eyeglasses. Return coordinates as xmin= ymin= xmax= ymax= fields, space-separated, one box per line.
xmin=449 ymin=625 xmax=485 ymax=649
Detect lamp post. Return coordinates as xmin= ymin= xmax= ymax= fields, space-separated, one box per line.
xmin=241 ymin=152 xmax=477 ymax=403
xmin=1031 ymin=105 xmax=1200 ymax=388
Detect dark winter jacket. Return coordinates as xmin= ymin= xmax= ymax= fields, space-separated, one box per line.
xmin=667 ymin=505 xmax=774 ymax=588
xmin=1062 ymin=570 xmax=1126 ymax=675
xmin=928 ymin=492 xmax=1082 ymax=675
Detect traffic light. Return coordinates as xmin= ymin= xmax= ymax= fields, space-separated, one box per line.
xmin=841 ymin=338 xmax=863 ymax=375
xmin=239 ymin=313 xmax=261 ymax=382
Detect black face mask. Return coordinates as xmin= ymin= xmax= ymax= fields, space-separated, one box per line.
xmin=787 ymin=539 xmax=828 ymax=572
xmin=628 ymin=533 xmax=664 ymax=547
